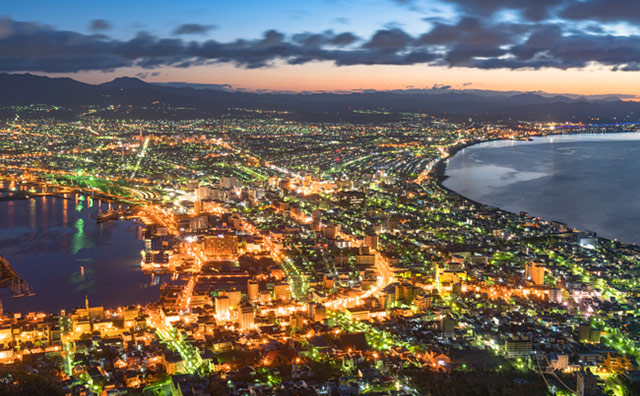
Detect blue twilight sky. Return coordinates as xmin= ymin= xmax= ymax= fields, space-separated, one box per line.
xmin=3 ymin=0 xmax=437 ymax=40
xmin=1 ymin=0 xmax=640 ymax=95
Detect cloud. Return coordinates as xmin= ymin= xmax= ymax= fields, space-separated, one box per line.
xmin=292 ymin=31 xmax=359 ymax=48
xmin=419 ymin=17 xmax=526 ymax=47
xmin=559 ymin=0 xmax=640 ymax=23
xmin=402 ymin=0 xmax=640 ymax=27
xmin=1 ymin=17 xmax=640 ymax=73
xmin=474 ymin=28 xmax=640 ymax=70
xmin=362 ymin=28 xmax=414 ymax=51
xmin=173 ymin=23 xmax=216 ymax=35
xmin=427 ymin=0 xmax=564 ymax=21
xmin=135 ymin=71 xmax=162 ymax=79
xmin=89 ymin=19 xmax=111 ymax=31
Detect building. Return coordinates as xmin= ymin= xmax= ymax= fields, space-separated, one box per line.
xmin=215 ymin=296 xmax=230 ymax=321
xmin=229 ymin=213 xmax=242 ymax=229
xmin=364 ymin=233 xmax=378 ymax=250
xmin=196 ymin=185 xmax=213 ymax=201
xmin=338 ymin=191 xmax=366 ymax=208
xmin=220 ymin=176 xmax=237 ymax=190
xmin=578 ymin=325 xmax=601 ymax=344
xmin=525 ymin=262 xmax=545 ymax=286
xmin=413 ymin=293 xmax=433 ymax=310
xmin=309 ymin=303 xmax=326 ymax=322
xmin=355 ymin=248 xmax=376 ymax=266
xmin=347 ymin=308 xmax=370 ymax=321
xmin=578 ymin=236 xmax=599 ymax=250
xmin=123 ymin=306 xmax=139 ymax=329
xmin=395 ymin=283 xmax=421 ymax=305
xmin=440 ymin=316 xmax=456 ymax=337
xmin=312 ymin=209 xmax=322 ymax=223
xmin=548 ymin=354 xmax=569 ymax=371
xmin=273 ymin=282 xmax=291 ymax=302
xmin=144 ymin=232 xmax=172 ymax=266
xmin=170 ymin=374 xmax=210 ymax=396
xmin=323 ymin=274 xmax=335 ymax=290
xmin=221 ymin=290 xmax=242 ymax=309
xmin=549 ymin=288 xmax=563 ymax=304
xmin=576 ymin=370 xmax=599 ymax=396
xmin=238 ymin=304 xmax=254 ymax=330
xmin=323 ymin=224 xmax=340 ymax=240
xmin=189 ymin=215 xmax=208 ymax=232
xmin=505 ymin=336 xmax=533 ymax=358
xmin=203 ymin=233 xmax=238 ymax=258
xmin=247 ymin=279 xmax=259 ymax=302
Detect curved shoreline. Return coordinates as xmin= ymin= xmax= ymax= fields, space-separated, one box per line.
xmin=431 ymin=133 xmax=640 ymax=249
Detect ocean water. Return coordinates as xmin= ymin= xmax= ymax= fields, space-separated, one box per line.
xmin=443 ymin=132 xmax=640 ymax=245
xmin=0 ymin=188 xmax=161 ymax=313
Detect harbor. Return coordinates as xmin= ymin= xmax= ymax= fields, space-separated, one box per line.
xmin=0 ymin=187 xmax=161 ymax=313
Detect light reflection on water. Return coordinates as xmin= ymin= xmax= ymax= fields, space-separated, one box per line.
xmin=0 ymin=186 xmax=161 ymax=313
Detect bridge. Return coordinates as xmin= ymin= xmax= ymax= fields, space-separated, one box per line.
xmin=0 ymin=188 xmax=70 ymax=202
xmin=0 ymin=254 xmax=33 ymax=297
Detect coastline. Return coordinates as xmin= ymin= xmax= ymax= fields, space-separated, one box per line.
xmin=431 ymin=133 xmax=640 ymax=251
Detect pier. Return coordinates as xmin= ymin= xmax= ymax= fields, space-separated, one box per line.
xmin=0 ymin=254 xmax=34 ymax=297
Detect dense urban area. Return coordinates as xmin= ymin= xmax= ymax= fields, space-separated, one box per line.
xmin=1 ymin=105 xmax=640 ymax=396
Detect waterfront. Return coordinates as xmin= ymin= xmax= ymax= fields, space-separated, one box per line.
xmin=0 ymin=183 xmax=161 ymax=313
xmin=443 ymin=132 xmax=640 ymax=245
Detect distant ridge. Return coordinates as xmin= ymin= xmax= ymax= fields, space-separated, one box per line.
xmin=100 ymin=76 xmax=149 ymax=89
xmin=0 ymin=73 xmax=638 ymax=122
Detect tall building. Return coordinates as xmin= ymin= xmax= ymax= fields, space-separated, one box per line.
xmin=247 ymin=279 xmax=259 ymax=302
xmin=525 ymin=262 xmax=545 ymax=285
xmin=323 ymin=224 xmax=340 ymax=240
xmin=221 ymin=290 xmax=242 ymax=309
xmin=220 ymin=176 xmax=237 ymax=190
xmin=215 ymin=296 xmax=230 ymax=321
xmin=578 ymin=325 xmax=601 ymax=344
xmin=273 ymin=282 xmax=291 ymax=302
xmin=238 ymin=304 xmax=254 ymax=330
xmin=123 ymin=306 xmax=139 ymax=328
xmin=364 ymin=233 xmax=378 ymax=250
xmin=549 ymin=288 xmax=563 ymax=303
xmin=440 ymin=316 xmax=456 ymax=337
xmin=196 ymin=185 xmax=213 ymax=201
xmin=505 ymin=336 xmax=533 ymax=358
xmin=413 ymin=293 xmax=433 ymax=310
xmin=312 ymin=209 xmax=322 ymax=223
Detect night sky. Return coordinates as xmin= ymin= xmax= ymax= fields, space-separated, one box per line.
xmin=2 ymin=0 xmax=640 ymax=96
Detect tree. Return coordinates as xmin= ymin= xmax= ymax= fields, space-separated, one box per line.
xmin=0 ymin=371 xmax=63 ymax=396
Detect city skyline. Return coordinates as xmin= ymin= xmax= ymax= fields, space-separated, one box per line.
xmin=2 ymin=2 xmax=640 ymax=396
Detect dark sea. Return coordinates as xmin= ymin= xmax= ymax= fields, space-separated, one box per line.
xmin=0 ymin=184 xmax=161 ymax=313
xmin=443 ymin=132 xmax=640 ymax=245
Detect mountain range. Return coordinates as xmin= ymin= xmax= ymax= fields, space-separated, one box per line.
xmin=1 ymin=73 xmax=639 ymax=123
